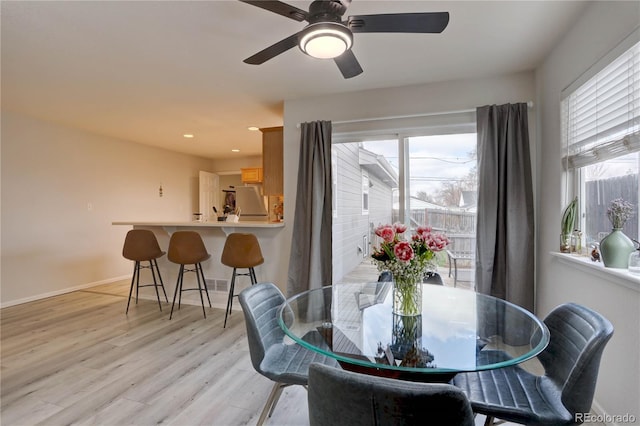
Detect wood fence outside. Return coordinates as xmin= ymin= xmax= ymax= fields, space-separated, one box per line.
xmin=585 ymin=174 xmax=638 ymax=244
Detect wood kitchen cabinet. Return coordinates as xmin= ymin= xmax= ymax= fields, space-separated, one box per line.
xmin=241 ymin=167 xmax=263 ymax=183
xmin=261 ymin=126 xmax=283 ymax=195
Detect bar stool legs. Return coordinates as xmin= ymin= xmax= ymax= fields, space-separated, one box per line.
xmin=126 ymin=259 xmax=169 ymax=314
xmin=169 ymin=262 xmax=212 ymax=319
xmin=224 ymin=266 xmax=257 ymax=328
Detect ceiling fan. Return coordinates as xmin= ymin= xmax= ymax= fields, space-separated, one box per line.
xmin=239 ymin=0 xmax=449 ymax=79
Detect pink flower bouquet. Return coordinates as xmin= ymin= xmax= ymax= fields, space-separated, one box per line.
xmin=372 ymin=223 xmax=449 ymax=280
xmin=372 ymin=223 xmax=449 ymax=315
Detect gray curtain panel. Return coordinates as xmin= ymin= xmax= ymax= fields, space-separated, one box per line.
xmin=287 ymin=121 xmax=333 ymax=296
xmin=475 ymin=103 xmax=534 ymax=312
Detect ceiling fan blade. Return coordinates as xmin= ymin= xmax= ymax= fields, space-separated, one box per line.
xmin=347 ymin=12 xmax=449 ymax=33
xmin=334 ymin=50 xmax=363 ymax=79
xmin=244 ymin=32 xmax=301 ymax=65
xmin=238 ymin=0 xmax=308 ymax=22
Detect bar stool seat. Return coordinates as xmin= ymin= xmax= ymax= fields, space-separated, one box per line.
xmin=221 ymin=233 xmax=264 ymax=327
xmin=167 ymin=231 xmax=212 ymax=319
xmin=122 ymin=229 xmax=168 ymax=313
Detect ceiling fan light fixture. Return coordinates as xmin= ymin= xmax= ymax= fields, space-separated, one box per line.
xmin=299 ymin=22 xmax=352 ymax=59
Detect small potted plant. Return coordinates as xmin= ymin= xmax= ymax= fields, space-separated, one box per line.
xmin=560 ymin=196 xmax=577 ymax=253
xmin=600 ymin=198 xmax=635 ymax=268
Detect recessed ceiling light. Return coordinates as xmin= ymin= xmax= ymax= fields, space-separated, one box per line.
xmin=183 ymin=134 xmax=194 ymax=138
xmin=248 ymin=126 xmax=259 ymax=131
xmin=232 ymin=149 xmax=240 ymax=153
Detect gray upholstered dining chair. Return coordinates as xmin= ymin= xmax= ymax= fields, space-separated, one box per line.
xmin=423 ymin=271 xmax=444 ymax=285
xmin=454 ymin=302 xmax=614 ymax=425
xmin=308 ymin=363 xmax=475 ymax=426
xmin=378 ymin=270 xmax=444 ymax=285
xmin=238 ymin=282 xmax=339 ymax=426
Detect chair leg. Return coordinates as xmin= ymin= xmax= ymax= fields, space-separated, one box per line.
xmin=257 ymin=382 xmax=287 ymax=426
xmin=249 ymin=267 xmax=257 ymax=284
xmin=197 ymin=263 xmax=212 ymax=308
xmin=224 ymin=269 xmax=237 ymax=328
xmin=135 ymin=261 xmax=141 ymax=304
xmin=169 ymin=265 xmax=184 ymax=320
xmin=153 ymin=259 xmax=169 ymax=302
xmin=125 ymin=262 xmax=138 ymax=314
xmin=194 ymin=263 xmax=207 ymax=319
xmin=149 ymin=260 xmax=163 ymax=311
xmin=453 ymin=258 xmax=458 ymax=287
xmin=484 ymin=416 xmax=498 ymax=426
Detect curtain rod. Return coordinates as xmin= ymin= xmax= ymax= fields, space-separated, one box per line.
xmin=296 ymin=101 xmax=534 ymax=128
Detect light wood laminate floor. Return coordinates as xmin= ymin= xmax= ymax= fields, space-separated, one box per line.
xmin=1 ymin=281 xmax=594 ymax=426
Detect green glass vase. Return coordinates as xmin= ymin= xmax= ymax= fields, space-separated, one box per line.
xmin=600 ymin=228 xmax=635 ymax=268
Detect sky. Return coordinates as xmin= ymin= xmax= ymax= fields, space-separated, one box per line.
xmin=362 ymin=133 xmax=477 ymax=198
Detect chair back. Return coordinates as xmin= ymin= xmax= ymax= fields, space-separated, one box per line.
xmin=308 ymin=363 xmax=474 ymax=426
xmin=167 ymin=231 xmax=210 ymax=265
xmin=238 ymin=282 xmax=285 ymax=374
xmin=423 ymin=271 xmax=444 ymax=285
xmin=122 ymin=229 xmax=165 ymax=261
xmin=538 ymin=303 xmax=614 ymax=416
xmin=221 ymin=233 xmax=264 ymax=268
xmin=378 ymin=271 xmax=392 ymax=282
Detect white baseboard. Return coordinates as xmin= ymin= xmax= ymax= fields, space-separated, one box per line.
xmin=0 ymin=275 xmax=130 ymax=309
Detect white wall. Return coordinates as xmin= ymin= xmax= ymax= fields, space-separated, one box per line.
xmin=1 ymin=111 xmax=213 ymax=306
xmin=535 ymin=1 xmax=640 ymax=422
xmin=210 ymin=156 xmax=261 ymax=173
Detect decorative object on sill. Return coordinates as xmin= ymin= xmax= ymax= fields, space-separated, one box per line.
xmin=600 ymin=198 xmax=635 ymax=268
xmin=628 ymin=240 xmax=640 ymax=275
xmin=590 ymin=243 xmax=601 ymax=262
xmin=560 ymin=196 xmax=578 ymax=253
xmin=273 ymin=201 xmax=284 ymax=222
xmin=371 ymin=223 xmax=449 ymax=316
xmin=571 ymin=229 xmax=582 ymax=254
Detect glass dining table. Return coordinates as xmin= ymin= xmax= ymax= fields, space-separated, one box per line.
xmin=278 ymin=283 xmax=549 ymax=382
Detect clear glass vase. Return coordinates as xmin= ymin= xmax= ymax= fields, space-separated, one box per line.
xmin=392 ymin=275 xmax=423 ymax=316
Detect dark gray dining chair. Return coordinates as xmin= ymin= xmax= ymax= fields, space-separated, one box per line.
xmin=378 ymin=270 xmax=444 ymax=285
xmin=308 ymin=363 xmax=475 ymax=426
xmin=238 ymin=282 xmax=339 ymax=426
xmin=423 ymin=271 xmax=444 ymax=285
xmin=454 ymin=302 xmax=614 ymax=425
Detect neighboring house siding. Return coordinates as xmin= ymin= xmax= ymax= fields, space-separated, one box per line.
xmin=368 ymin=177 xmax=394 ymax=249
xmin=332 ymin=143 xmax=393 ymax=282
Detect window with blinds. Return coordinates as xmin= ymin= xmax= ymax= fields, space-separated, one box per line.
xmin=562 ymin=39 xmax=640 ymax=170
xmin=561 ymin=34 xmax=640 ymax=246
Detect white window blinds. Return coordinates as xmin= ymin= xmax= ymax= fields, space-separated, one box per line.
xmin=562 ymin=39 xmax=640 ymax=170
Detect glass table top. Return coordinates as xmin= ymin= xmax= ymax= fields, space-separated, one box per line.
xmin=278 ymin=283 xmax=549 ymax=379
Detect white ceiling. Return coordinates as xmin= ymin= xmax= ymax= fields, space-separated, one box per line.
xmin=1 ymin=1 xmax=588 ymax=159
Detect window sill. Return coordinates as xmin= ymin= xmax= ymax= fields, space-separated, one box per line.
xmin=550 ymin=252 xmax=640 ymax=292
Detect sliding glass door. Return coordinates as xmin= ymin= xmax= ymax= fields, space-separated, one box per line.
xmin=332 ymin=133 xmax=477 ymax=289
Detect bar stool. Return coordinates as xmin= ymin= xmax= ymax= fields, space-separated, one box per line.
xmin=221 ymin=233 xmax=264 ymax=327
xmin=122 ymin=229 xmax=168 ymax=314
xmin=167 ymin=231 xmax=212 ymax=319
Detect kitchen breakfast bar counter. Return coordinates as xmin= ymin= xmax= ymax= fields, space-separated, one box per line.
xmin=112 ymin=221 xmax=285 ymax=313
